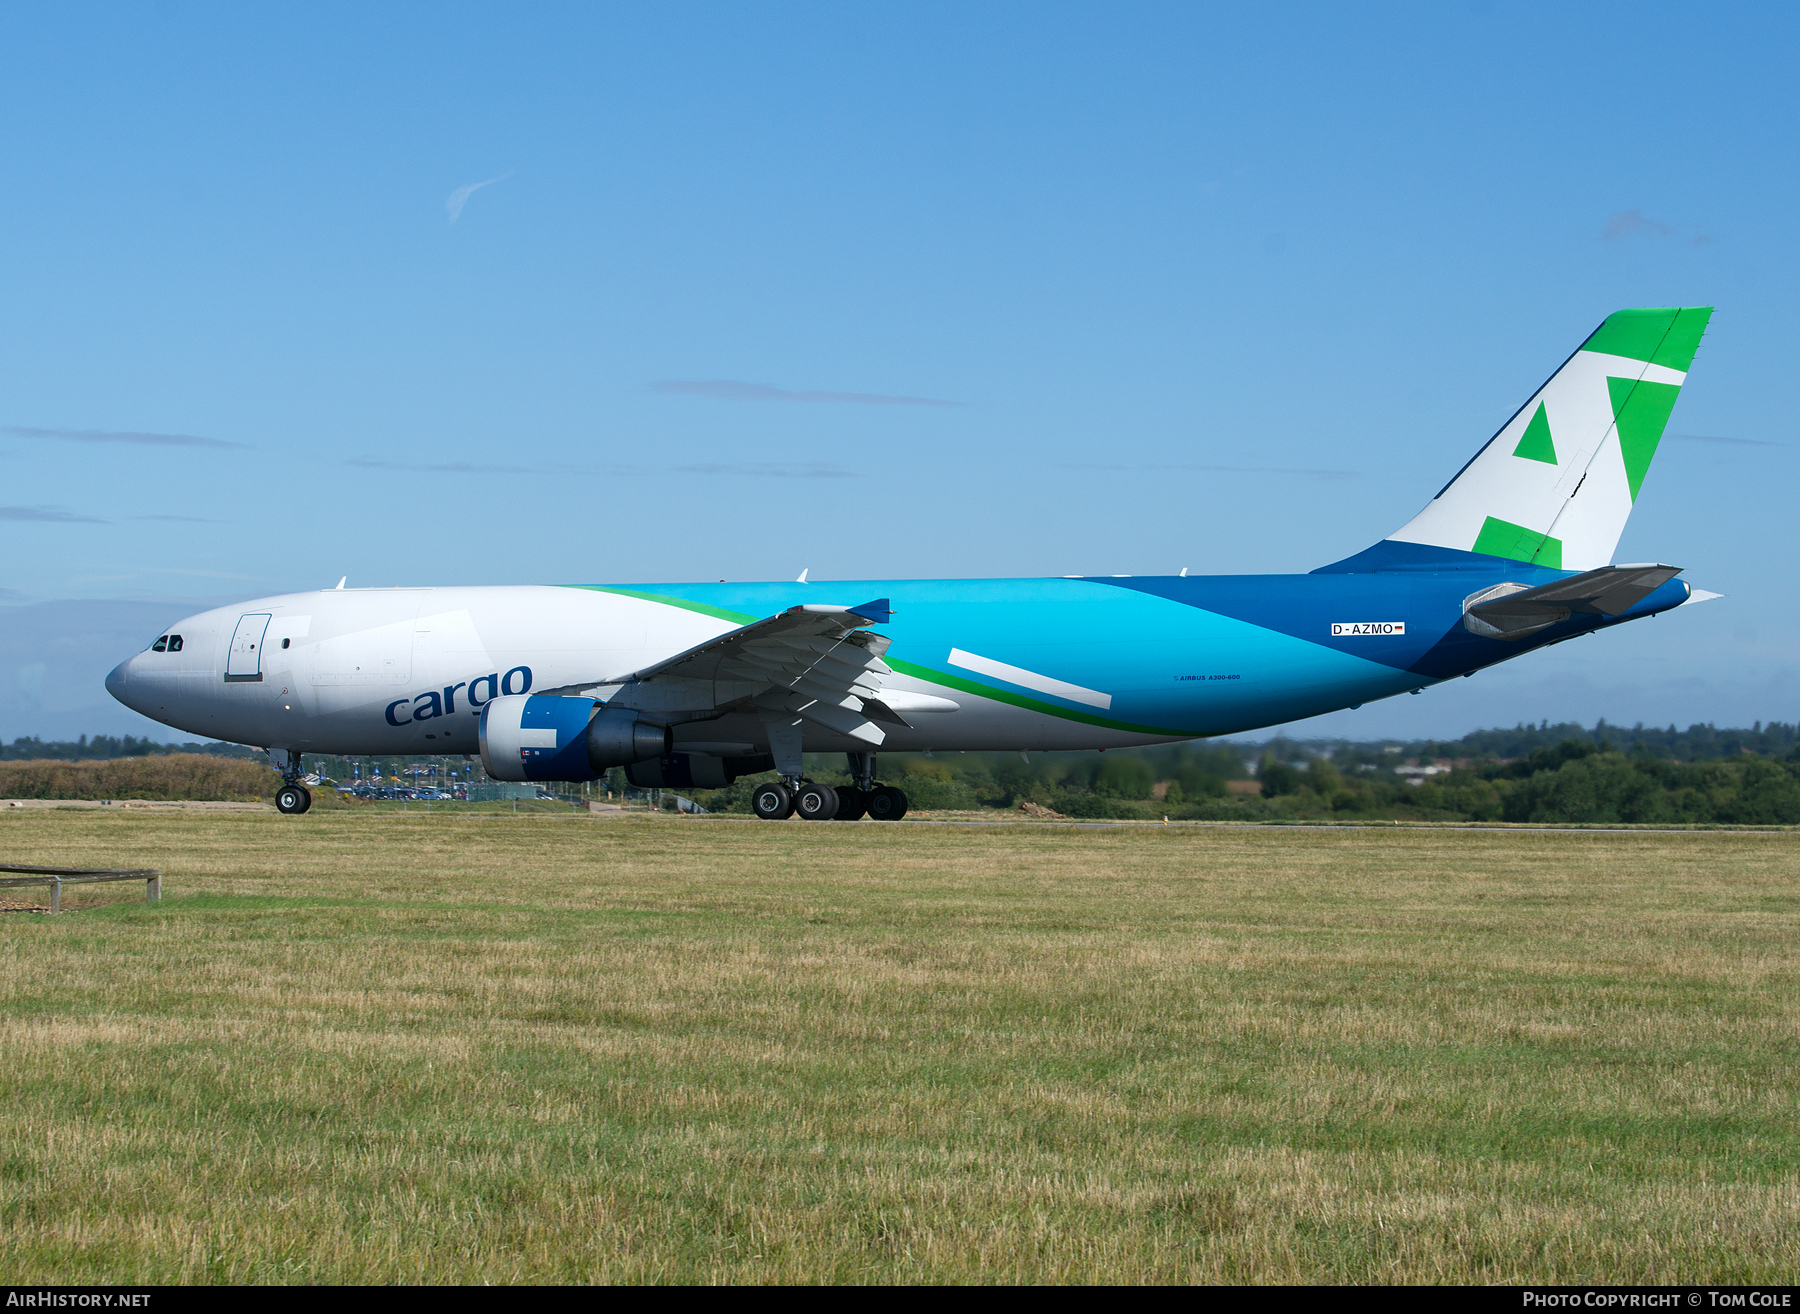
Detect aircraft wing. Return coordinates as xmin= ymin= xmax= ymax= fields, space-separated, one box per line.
xmin=1463 ymin=564 xmax=1683 ymax=640
xmin=571 ymin=597 xmax=954 ymax=746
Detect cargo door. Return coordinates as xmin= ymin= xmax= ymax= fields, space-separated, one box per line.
xmin=225 ymin=613 xmax=271 ymax=682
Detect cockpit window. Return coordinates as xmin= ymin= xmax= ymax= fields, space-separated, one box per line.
xmin=151 ymin=636 xmax=168 ymax=653
xmin=168 ymin=635 xmax=183 ymax=652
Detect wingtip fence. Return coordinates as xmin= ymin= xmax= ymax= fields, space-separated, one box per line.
xmin=0 ymin=864 xmax=161 ymax=914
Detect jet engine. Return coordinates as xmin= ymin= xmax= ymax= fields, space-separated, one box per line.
xmin=478 ymin=694 xmax=669 ymax=782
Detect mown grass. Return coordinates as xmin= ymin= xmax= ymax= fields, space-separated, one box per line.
xmin=0 ymin=809 xmax=1795 ymax=1283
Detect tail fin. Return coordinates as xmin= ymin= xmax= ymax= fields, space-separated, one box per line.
xmin=1385 ymin=307 xmax=1712 ymax=571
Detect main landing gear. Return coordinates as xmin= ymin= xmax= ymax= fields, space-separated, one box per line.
xmin=271 ymin=747 xmax=312 ymax=815
xmin=750 ymin=753 xmax=908 ymax=822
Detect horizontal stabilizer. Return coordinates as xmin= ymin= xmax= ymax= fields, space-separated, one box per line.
xmin=1462 ymin=563 xmax=1682 ymax=641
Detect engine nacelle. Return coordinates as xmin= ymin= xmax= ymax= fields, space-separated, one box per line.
xmin=626 ymin=752 xmax=775 ymax=790
xmin=478 ymin=695 xmax=670 ymax=782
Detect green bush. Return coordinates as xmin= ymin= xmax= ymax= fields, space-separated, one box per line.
xmin=1259 ymin=762 xmax=1302 ymax=797
xmin=1715 ymin=757 xmax=1800 ymax=824
xmin=1095 ymin=755 xmax=1156 ymax=799
xmin=1166 ymin=772 xmax=1227 ymax=802
xmin=1413 ymin=774 xmax=1505 ymax=821
xmin=0 ymin=754 xmax=278 ymax=801
xmin=895 ymin=775 xmax=981 ymax=810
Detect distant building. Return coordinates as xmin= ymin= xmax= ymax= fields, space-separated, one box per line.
xmin=1393 ymin=761 xmax=1451 ymax=786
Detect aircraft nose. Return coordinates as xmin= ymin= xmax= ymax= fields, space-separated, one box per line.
xmin=105 ymin=658 xmax=132 ymax=706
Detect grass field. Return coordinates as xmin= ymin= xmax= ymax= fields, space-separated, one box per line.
xmin=1 ymin=810 xmax=1795 ymax=1284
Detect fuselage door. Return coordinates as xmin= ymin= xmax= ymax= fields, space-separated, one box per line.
xmin=226 ymin=613 xmax=272 ymax=682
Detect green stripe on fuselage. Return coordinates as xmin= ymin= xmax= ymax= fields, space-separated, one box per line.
xmin=565 ymin=585 xmax=759 ymax=625
xmin=567 ymin=584 xmax=1192 ymax=735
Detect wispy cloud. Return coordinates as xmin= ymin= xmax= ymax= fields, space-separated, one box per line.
xmin=347 ymin=456 xmax=860 ymax=479
xmin=0 ymin=505 xmax=106 ymax=523
xmin=446 ymin=171 xmax=514 ymax=223
xmin=130 ymin=514 xmax=225 ymax=523
xmin=1671 ymin=432 xmax=1785 ymax=448
xmin=346 ymin=458 xmax=536 ymax=474
xmin=0 ymin=588 xmax=26 ymax=601
xmin=1060 ymin=462 xmax=1357 ymax=480
xmin=1603 ymin=209 xmax=1674 ymax=240
xmin=65 ymin=567 xmax=259 ymax=587
xmin=1602 ymin=210 xmax=1712 ymax=246
xmin=2 ymin=425 xmax=244 ymax=450
xmin=674 ymin=462 xmax=859 ymax=479
xmin=654 ymin=379 xmax=959 ymax=407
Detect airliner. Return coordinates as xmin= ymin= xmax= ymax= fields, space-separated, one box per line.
xmin=107 ymin=308 xmax=1716 ymax=820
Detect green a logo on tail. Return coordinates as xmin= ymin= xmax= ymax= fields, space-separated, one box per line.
xmin=1389 ymin=307 xmax=1712 ymax=572
xmin=1512 ymin=403 xmax=1557 ymax=465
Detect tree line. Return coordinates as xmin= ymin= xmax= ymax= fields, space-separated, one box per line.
xmin=689 ymin=720 xmax=1800 ymax=825
xmin=9 ymin=720 xmax=1800 ymax=824
xmin=0 ymin=734 xmax=258 ymax=762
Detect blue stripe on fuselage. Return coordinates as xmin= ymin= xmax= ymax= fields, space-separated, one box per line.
xmin=1085 ymin=561 xmax=1691 ymax=681
xmin=587 ymin=578 xmax=1431 ymax=737
xmin=1085 ymin=569 xmax=1548 ymax=673
xmin=580 ymin=565 xmax=1688 ymax=736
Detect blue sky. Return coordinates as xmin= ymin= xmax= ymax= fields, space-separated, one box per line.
xmin=2 ymin=2 xmax=1794 ymax=741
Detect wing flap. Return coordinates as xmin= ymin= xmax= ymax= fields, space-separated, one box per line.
xmin=599 ymin=599 xmax=913 ymax=750
xmin=624 ymin=602 xmax=886 ymax=683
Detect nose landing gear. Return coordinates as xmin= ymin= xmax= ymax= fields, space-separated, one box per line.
xmin=271 ymin=747 xmax=312 ymax=815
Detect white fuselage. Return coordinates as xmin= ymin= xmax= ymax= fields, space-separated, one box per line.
xmin=105 ymin=584 xmax=1112 ymax=757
